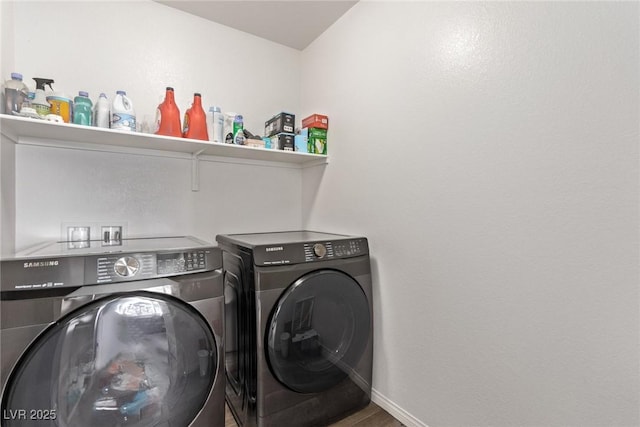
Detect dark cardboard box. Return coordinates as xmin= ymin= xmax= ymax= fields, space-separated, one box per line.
xmin=265 ymin=112 xmax=295 ymax=137
xmin=270 ymin=133 xmax=295 ymax=151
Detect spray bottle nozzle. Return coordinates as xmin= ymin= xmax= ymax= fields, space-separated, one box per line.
xmin=33 ymin=78 xmax=55 ymax=91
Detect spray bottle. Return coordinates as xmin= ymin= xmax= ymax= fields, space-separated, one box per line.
xmin=32 ymin=78 xmax=54 ymax=117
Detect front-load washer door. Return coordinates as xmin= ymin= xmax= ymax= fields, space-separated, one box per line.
xmin=1 ymin=291 xmax=217 ymax=427
xmin=265 ymin=269 xmax=371 ymax=394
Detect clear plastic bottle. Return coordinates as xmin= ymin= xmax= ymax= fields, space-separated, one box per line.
xmin=18 ymin=92 xmax=41 ymax=119
xmin=111 ymin=90 xmax=136 ymax=131
xmin=73 ymin=91 xmax=93 ymax=126
xmin=3 ymin=72 xmax=29 ymax=115
xmin=20 ymin=92 xmax=34 ymax=111
xmin=155 ymin=87 xmax=181 ymax=137
xmin=93 ymin=93 xmax=110 ymax=128
xmin=182 ymin=93 xmax=208 ymax=141
xmin=207 ymin=106 xmax=224 ymax=143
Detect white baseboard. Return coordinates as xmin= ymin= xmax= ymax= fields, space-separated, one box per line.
xmin=371 ymin=388 xmax=429 ymax=427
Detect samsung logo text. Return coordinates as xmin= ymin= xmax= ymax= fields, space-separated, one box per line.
xmin=24 ymin=260 xmax=59 ymax=268
xmin=265 ymin=246 xmax=284 ymax=252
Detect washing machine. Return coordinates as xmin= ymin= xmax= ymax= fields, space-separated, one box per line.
xmin=216 ymin=231 xmax=373 ymax=427
xmin=0 ymin=236 xmax=225 ymax=426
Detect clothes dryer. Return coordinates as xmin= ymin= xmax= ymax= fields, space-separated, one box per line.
xmin=217 ymin=231 xmax=373 ymax=427
xmin=1 ymin=236 xmax=224 ymax=427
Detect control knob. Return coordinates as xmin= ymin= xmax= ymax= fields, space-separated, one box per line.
xmin=114 ymin=256 xmax=140 ymax=277
xmin=313 ymin=243 xmax=327 ymax=258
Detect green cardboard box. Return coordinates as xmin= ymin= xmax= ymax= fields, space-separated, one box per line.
xmin=307 ymin=127 xmax=327 ymax=155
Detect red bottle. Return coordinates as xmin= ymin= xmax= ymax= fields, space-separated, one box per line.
xmin=155 ymin=87 xmax=181 ymax=137
xmin=182 ymin=93 xmax=208 ymax=141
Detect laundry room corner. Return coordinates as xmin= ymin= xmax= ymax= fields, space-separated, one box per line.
xmin=1 ymin=0 xmax=638 ymax=426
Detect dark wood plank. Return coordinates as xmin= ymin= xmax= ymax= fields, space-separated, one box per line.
xmin=329 ymin=403 xmax=385 ymax=426
xmin=225 ymin=404 xmax=237 ymax=427
xmin=224 ymin=401 xmax=403 ymax=427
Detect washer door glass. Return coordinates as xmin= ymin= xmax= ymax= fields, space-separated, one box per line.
xmin=266 ymin=270 xmax=370 ymax=393
xmin=1 ymin=292 xmax=216 ymax=427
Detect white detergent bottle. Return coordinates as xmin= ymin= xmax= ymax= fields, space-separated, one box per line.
xmin=111 ymin=90 xmax=136 ymax=131
xmin=93 ymin=93 xmax=110 ymax=128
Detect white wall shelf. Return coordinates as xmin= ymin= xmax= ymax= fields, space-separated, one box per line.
xmin=0 ymin=114 xmax=328 ymax=168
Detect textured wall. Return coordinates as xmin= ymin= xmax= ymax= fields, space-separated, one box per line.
xmin=302 ymin=2 xmax=639 ymax=426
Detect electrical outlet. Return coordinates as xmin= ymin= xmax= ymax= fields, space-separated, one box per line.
xmin=66 ymin=226 xmax=90 ymax=249
xmin=61 ymin=221 xmax=128 ymax=247
xmin=101 ymin=226 xmax=123 ymax=246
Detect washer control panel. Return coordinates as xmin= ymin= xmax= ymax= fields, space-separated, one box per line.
xmin=95 ymin=250 xmax=212 ymax=283
xmin=1 ymin=244 xmax=221 ymax=291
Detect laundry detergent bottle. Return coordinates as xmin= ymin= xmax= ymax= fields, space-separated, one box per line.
xmin=111 ymin=90 xmax=136 ymax=131
xmin=93 ymin=93 xmax=110 ymax=128
xmin=182 ymin=93 xmax=208 ymax=141
xmin=72 ymin=91 xmax=93 ymax=126
xmin=155 ymin=87 xmax=181 ymax=137
xmin=3 ymin=72 xmax=28 ymax=115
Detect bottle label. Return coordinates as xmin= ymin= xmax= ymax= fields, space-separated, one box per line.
xmin=183 ymin=112 xmax=190 ymax=135
xmin=234 ymin=130 xmax=245 ymax=145
xmin=111 ymin=113 xmax=136 ymax=131
xmin=233 ymin=121 xmax=243 ymax=136
xmin=95 ymin=107 xmax=110 ymax=128
xmin=213 ymin=113 xmax=224 ymax=143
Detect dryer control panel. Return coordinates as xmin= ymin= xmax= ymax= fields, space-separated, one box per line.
xmin=255 ymin=238 xmax=368 ymax=266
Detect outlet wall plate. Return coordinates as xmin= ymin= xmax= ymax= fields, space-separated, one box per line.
xmin=101 ymin=226 xmax=123 ymax=246
xmin=66 ymin=226 xmax=90 ymax=249
xmin=61 ymin=222 xmax=128 ymax=246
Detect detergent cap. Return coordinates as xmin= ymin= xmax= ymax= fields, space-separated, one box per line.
xmin=11 ymin=73 xmax=23 ymax=81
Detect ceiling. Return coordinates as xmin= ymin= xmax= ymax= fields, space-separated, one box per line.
xmin=155 ymin=1 xmax=358 ymax=50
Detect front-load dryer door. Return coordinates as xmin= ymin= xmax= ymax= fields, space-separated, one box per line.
xmin=1 ymin=291 xmax=217 ymax=427
xmin=265 ymin=269 xmax=371 ymax=394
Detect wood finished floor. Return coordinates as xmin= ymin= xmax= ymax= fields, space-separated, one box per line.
xmin=225 ymin=402 xmax=404 ymax=427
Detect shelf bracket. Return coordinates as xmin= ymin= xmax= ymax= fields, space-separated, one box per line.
xmin=191 ymin=149 xmax=205 ymax=192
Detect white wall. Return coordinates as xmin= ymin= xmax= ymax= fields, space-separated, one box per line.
xmin=302 ymin=2 xmax=639 ymax=427
xmin=1 ymin=1 xmax=16 ymax=255
xmin=6 ymin=0 xmax=304 ymax=251
xmin=14 ymin=146 xmax=302 ymax=250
